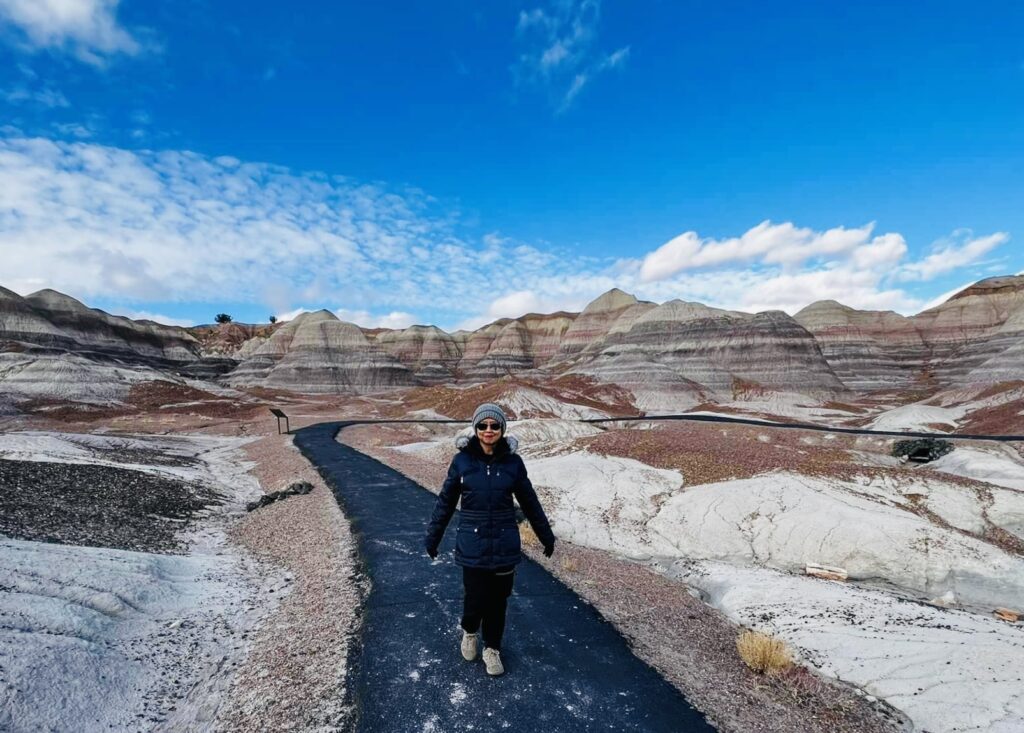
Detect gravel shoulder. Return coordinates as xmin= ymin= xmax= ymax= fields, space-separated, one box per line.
xmin=0 ymin=458 xmax=223 ymax=552
xmin=218 ymin=432 xmax=363 ymax=732
xmin=340 ymin=423 xmax=902 ymax=733
xmin=1 ymin=407 xmax=365 ymax=733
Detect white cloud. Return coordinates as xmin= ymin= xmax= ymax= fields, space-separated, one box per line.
xmin=0 ymin=0 xmax=140 ymax=64
xmin=274 ymin=307 xmax=311 ymax=323
xmin=334 ymin=308 xmax=418 ymax=330
xmin=112 ymin=309 xmax=194 ymax=327
xmin=514 ymin=0 xmax=628 ymax=111
xmin=639 ymin=221 xmax=896 ymax=281
xmin=896 ymin=230 xmax=1009 ymax=281
xmin=0 ymin=135 xmax=1012 ymax=332
xmin=455 ymin=288 xmax=595 ymax=331
xmin=0 ymin=136 xmax=575 ymax=328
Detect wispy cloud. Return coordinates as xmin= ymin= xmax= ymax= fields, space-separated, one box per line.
xmin=462 ymin=220 xmax=1013 ymax=324
xmin=0 ymin=135 xmax=1012 ymax=332
xmin=0 ymin=136 xmax=574 ymax=329
xmin=2 ymin=85 xmax=69 ymax=108
xmin=334 ymin=308 xmax=419 ymax=330
xmin=513 ymin=0 xmax=629 ymax=112
xmin=0 ymin=0 xmax=142 ymax=65
xmin=896 ymin=229 xmax=1009 ymax=282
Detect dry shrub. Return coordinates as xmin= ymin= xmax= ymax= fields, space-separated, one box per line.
xmin=736 ymin=630 xmax=792 ymax=674
xmin=519 ymin=523 xmax=540 ymax=547
xmin=561 ymin=557 xmax=579 ymax=572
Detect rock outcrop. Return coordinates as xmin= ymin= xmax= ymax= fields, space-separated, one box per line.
xmin=575 ymin=299 xmax=845 ymax=408
xmin=912 ymin=276 xmax=1024 ymax=384
xmin=460 ymin=313 xmax=576 ymax=378
xmin=795 ymin=300 xmax=927 ymax=390
xmin=226 ymin=310 xmax=417 ymax=393
xmin=4 ymin=275 xmax=1023 ymax=407
xmin=0 ymin=288 xmax=200 ymax=364
xmin=556 ymin=289 xmax=655 ymax=357
xmin=374 ymin=325 xmax=462 ymax=383
xmin=0 ymin=287 xmax=203 ymax=405
xmin=191 ymin=322 xmax=279 ymax=358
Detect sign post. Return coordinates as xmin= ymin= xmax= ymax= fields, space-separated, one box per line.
xmin=269 ymin=408 xmax=290 ymax=435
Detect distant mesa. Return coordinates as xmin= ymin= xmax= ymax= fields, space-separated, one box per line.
xmin=2 ymin=275 xmax=1024 ymax=412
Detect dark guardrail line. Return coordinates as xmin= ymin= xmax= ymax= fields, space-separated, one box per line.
xmin=582 ymin=413 xmax=1024 ymax=442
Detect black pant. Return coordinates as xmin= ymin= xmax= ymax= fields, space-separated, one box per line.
xmin=460 ymin=566 xmax=515 ymax=650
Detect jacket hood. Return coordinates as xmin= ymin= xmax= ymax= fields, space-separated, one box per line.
xmin=456 ymin=433 xmax=519 ymax=455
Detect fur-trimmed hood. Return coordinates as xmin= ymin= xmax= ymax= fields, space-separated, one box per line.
xmin=455 ymin=433 xmax=519 ymax=454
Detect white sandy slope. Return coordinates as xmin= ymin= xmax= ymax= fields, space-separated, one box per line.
xmin=392 ymin=419 xmax=1024 ymax=733
xmin=0 ymin=431 xmax=262 ymax=496
xmin=668 ymin=561 xmax=1024 ymax=733
xmin=501 ymin=387 xmax=610 ymax=419
xmin=0 ymin=538 xmax=277 ymax=732
xmin=930 ymin=445 xmax=1024 ymax=490
xmin=867 ymin=404 xmax=970 ymax=432
xmin=0 ymin=431 xmax=276 ymax=732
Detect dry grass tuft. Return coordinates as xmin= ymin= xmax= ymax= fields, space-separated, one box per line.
xmin=736 ymin=630 xmax=793 ymax=674
xmin=519 ymin=523 xmax=540 ymax=547
xmin=561 ymin=557 xmax=579 ymax=572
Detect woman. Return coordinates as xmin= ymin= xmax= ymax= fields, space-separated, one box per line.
xmin=424 ymin=402 xmax=556 ymax=677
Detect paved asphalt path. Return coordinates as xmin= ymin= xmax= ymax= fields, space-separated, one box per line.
xmin=294 ymin=421 xmax=715 ymax=733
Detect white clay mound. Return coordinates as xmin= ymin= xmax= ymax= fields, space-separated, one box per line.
xmin=669 ymin=560 xmax=1024 ymax=733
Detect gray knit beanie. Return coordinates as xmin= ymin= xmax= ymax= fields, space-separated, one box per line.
xmin=471 ymin=403 xmax=507 ymax=432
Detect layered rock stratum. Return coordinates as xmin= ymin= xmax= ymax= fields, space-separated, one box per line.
xmin=225 ymin=310 xmax=417 ymax=393
xmin=794 ymin=301 xmax=927 ymax=391
xmin=2 ymin=275 xmax=1023 ymax=410
xmin=797 ymin=276 xmax=1024 ymax=390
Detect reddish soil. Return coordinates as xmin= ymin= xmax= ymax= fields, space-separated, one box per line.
xmin=958 ymin=397 xmax=1024 ymax=435
xmin=189 ymin=321 xmax=279 ymax=354
xmin=579 ymin=422 xmax=858 ymax=486
xmin=398 ymin=374 xmax=640 ymax=420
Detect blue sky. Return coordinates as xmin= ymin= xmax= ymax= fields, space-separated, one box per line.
xmin=1 ymin=0 xmax=1022 ymax=329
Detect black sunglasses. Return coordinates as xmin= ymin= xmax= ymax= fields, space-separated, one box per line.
xmin=475 ymin=421 xmax=501 ymax=431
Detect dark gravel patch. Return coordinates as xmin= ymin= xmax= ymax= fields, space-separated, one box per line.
xmin=0 ymin=459 xmax=225 ymax=553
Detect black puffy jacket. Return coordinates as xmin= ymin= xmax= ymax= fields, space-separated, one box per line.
xmin=425 ymin=435 xmax=555 ymax=568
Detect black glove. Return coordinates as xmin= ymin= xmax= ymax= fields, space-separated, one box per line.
xmin=426 ymin=544 xmax=438 ymax=560
xmin=543 ymin=540 xmax=555 ymax=558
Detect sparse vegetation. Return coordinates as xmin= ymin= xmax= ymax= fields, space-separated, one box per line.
xmin=519 ymin=522 xmax=540 ymax=547
xmin=736 ymin=629 xmax=793 ymax=674
xmin=561 ymin=557 xmax=579 ymax=572
xmin=215 ymin=313 xmax=233 ymax=324
xmin=269 ymin=315 xmax=277 ymax=324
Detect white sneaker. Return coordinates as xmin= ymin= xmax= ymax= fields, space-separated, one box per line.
xmin=482 ymin=647 xmax=504 ymax=676
xmin=460 ymin=630 xmax=478 ymax=661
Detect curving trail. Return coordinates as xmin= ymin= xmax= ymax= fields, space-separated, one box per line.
xmin=294 ymin=421 xmax=715 ymax=733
